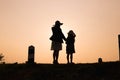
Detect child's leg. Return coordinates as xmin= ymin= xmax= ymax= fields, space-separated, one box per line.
xmin=67 ymin=54 xmax=69 ymax=63
xmin=70 ymin=53 xmax=73 ymax=63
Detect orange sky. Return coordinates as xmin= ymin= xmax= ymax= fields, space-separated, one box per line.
xmin=0 ymin=0 xmax=120 ymax=63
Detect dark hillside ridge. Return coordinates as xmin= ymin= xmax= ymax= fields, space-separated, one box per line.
xmin=0 ymin=62 xmax=120 ymax=80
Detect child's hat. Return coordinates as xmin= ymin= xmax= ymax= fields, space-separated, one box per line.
xmin=68 ymin=30 xmax=76 ymax=37
xmin=68 ymin=30 xmax=74 ymax=34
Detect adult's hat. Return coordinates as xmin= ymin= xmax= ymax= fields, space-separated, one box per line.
xmin=55 ymin=20 xmax=63 ymax=25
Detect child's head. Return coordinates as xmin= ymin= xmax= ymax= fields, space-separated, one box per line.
xmin=68 ymin=30 xmax=76 ymax=37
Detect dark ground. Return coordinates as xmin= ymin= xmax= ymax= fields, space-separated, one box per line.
xmin=0 ymin=62 xmax=120 ymax=80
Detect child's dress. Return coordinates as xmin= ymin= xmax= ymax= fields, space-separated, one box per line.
xmin=66 ymin=32 xmax=75 ymax=54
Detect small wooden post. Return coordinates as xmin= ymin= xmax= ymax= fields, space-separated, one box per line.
xmin=98 ymin=58 xmax=102 ymax=63
xmin=28 ymin=45 xmax=35 ymax=64
xmin=118 ymin=35 xmax=120 ymax=61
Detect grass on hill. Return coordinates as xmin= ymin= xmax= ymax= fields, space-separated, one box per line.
xmin=0 ymin=62 xmax=120 ymax=80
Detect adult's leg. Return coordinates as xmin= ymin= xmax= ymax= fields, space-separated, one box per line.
xmin=53 ymin=50 xmax=56 ymax=64
xmin=67 ymin=54 xmax=69 ymax=64
xmin=70 ymin=53 xmax=73 ymax=63
xmin=53 ymin=50 xmax=59 ymax=64
xmin=55 ymin=50 xmax=59 ymax=64
xmin=53 ymin=50 xmax=56 ymax=59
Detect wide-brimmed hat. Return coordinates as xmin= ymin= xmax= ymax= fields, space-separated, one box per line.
xmin=55 ymin=20 xmax=63 ymax=25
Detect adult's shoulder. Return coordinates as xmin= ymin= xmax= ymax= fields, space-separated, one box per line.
xmin=52 ymin=26 xmax=59 ymax=30
xmin=51 ymin=27 xmax=55 ymax=30
xmin=52 ymin=26 xmax=56 ymax=29
xmin=51 ymin=26 xmax=54 ymax=29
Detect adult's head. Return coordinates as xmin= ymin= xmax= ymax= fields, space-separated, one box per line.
xmin=55 ymin=20 xmax=63 ymax=27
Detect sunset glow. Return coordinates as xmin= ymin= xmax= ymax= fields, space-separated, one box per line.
xmin=0 ymin=0 xmax=120 ymax=63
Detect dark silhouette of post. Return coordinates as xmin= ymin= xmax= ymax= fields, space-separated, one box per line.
xmin=28 ymin=45 xmax=35 ymax=64
xmin=118 ymin=35 xmax=120 ymax=61
xmin=98 ymin=58 xmax=102 ymax=63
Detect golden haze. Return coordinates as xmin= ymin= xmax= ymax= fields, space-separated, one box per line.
xmin=0 ymin=0 xmax=120 ymax=63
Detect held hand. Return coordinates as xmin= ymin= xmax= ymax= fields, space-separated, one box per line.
xmin=65 ymin=41 xmax=67 ymax=44
xmin=63 ymin=37 xmax=67 ymax=41
xmin=65 ymin=38 xmax=67 ymax=41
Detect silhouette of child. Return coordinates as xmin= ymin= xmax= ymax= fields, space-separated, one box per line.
xmin=66 ymin=30 xmax=76 ymax=64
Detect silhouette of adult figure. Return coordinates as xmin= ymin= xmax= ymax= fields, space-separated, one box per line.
xmin=50 ymin=20 xmax=66 ymax=64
